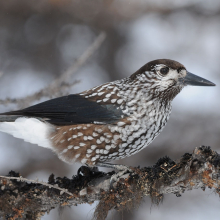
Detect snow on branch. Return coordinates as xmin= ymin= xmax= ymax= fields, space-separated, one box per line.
xmin=0 ymin=146 xmax=220 ymax=220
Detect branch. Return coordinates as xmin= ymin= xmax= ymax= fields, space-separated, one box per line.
xmin=0 ymin=146 xmax=220 ymax=220
xmin=0 ymin=31 xmax=106 ymax=108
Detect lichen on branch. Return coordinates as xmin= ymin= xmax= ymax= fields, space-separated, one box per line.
xmin=0 ymin=146 xmax=220 ymax=220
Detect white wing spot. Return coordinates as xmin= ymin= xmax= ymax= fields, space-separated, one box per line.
xmin=105 ymin=94 xmax=111 ymax=98
xmin=81 ymin=158 xmax=87 ymax=164
xmin=114 ymin=135 xmax=120 ymax=141
xmin=87 ymin=149 xmax=93 ymax=153
xmin=61 ymin=148 xmax=68 ymax=153
xmin=97 ymin=129 xmax=103 ymax=133
xmin=91 ymin=145 xmax=97 ymax=150
xmin=93 ymin=132 xmax=98 ymax=137
xmin=105 ymin=145 xmax=111 ymax=150
xmin=68 ymin=145 xmax=73 ymax=149
xmin=117 ymin=99 xmax=123 ymax=104
xmin=96 ymin=139 xmax=101 ymax=144
xmin=100 ymin=136 xmax=105 ymax=142
xmin=117 ymin=122 xmax=126 ymax=126
xmin=91 ymin=157 xmax=96 ymax=161
xmin=75 ymin=154 xmax=80 ymax=158
xmin=98 ymin=92 xmax=105 ymax=96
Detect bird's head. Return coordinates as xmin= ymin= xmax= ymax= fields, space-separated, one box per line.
xmin=130 ymin=59 xmax=215 ymax=101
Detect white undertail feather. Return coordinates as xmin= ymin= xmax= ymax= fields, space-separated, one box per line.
xmin=0 ymin=117 xmax=53 ymax=149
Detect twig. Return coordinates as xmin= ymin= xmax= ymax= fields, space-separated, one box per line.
xmin=51 ymin=31 xmax=106 ymax=86
xmin=0 ymin=31 xmax=106 ymax=108
xmin=0 ymin=81 xmax=79 ymax=108
xmin=0 ymin=175 xmax=73 ymax=196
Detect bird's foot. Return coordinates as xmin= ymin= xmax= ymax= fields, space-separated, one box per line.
xmin=96 ymin=162 xmax=132 ymax=188
xmin=77 ymin=165 xmax=99 ymax=176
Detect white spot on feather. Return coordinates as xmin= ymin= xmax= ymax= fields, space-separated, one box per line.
xmin=81 ymin=158 xmax=87 ymax=163
xmin=75 ymin=154 xmax=80 ymax=158
xmin=61 ymin=149 xmax=68 ymax=153
xmin=117 ymin=99 xmax=123 ymax=104
xmin=91 ymin=145 xmax=97 ymax=149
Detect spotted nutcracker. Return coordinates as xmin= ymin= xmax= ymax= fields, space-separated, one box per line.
xmin=0 ymin=59 xmax=215 ymax=169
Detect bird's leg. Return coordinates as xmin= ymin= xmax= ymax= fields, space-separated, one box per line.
xmin=96 ymin=162 xmax=132 ymax=188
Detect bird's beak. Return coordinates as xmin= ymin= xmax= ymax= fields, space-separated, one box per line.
xmin=179 ymin=71 xmax=216 ymax=86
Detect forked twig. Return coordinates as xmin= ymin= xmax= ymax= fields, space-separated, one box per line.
xmin=0 ymin=175 xmax=73 ymax=196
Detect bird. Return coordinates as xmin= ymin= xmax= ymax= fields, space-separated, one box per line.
xmin=0 ymin=59 xmax=215 ymax=169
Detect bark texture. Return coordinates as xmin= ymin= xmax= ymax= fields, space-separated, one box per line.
xmin=0 ymin=146 xmax=220 ymax=220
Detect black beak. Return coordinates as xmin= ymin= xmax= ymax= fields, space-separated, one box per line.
xmin=179 ymin=71 xmax=216 ymax=86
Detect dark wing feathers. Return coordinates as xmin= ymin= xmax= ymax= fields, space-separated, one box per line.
xmin=1 ymin=95 xmax=124 ymax=125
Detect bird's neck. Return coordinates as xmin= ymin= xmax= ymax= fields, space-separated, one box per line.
xmin=112 ymin=78 xmax=172 ymax=118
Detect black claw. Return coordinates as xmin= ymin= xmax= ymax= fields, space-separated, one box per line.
xmin=77 ymin=165 xmax=99 ymax=177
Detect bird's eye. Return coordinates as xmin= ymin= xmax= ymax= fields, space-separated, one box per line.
xmin=159 ymin=67 xmax=169 ymax=76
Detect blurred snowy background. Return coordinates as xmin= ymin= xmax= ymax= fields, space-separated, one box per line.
xmin=0 ymin=0 xmax=220 ymax=219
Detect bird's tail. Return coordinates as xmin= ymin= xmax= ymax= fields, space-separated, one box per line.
xmin=0 ymin=115 xmax=22 ymax=122
xmin=0 ymin=116 xmax=53 ymax=149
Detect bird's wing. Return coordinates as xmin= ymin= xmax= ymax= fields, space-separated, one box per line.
xmin=0 ymin=94 xmax=125 ymax=125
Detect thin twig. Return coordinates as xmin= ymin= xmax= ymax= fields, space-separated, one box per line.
xmin=0 ymin=31 xmax=106 ymax=108
xmin=0 ymin=175 xmax=73 ymax=196
xmin=51 ymin=31 xmax=106 ymax=86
